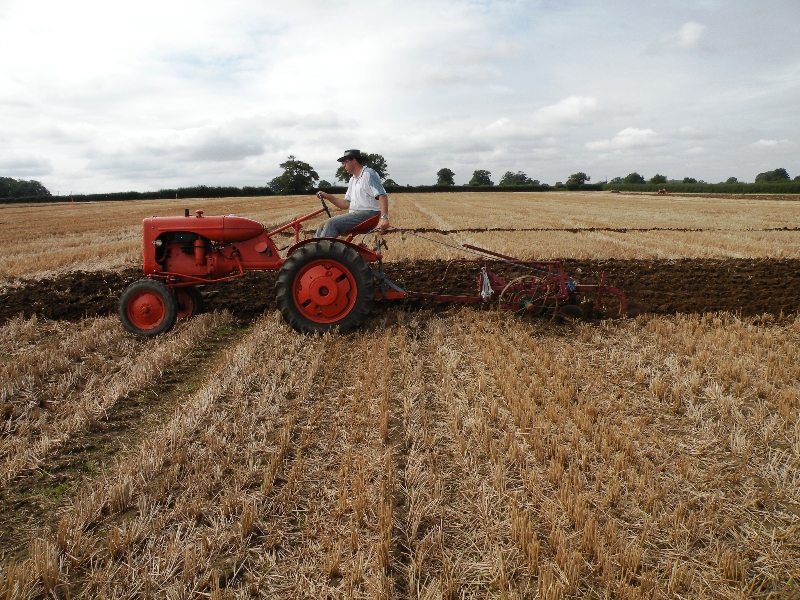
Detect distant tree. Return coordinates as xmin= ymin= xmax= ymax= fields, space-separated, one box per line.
xmin=682 ymin=177 xmax=697 ymax=184
xmin=366 ymin=153 xmax=389 ymax=179
xmin=725 ymin=177 xmax=738 ymax=184
xmin=794 ymin=176 xmax=800 ymax=182
xmin=468 ymin=170 xmax=494 ymax=186
xmin=499 ymin=171 xmax=536 ymax=186
xmin=0 ymin=178 xmax=13 ymax=198
xmin=268 ymin=155 xmax=319 ymax=195
xmin=566 ymin=172 xmax=590 ymax=186
xmin=608 ymin=176 xmax=624 ymax=185
xmin=318 ymin=180 xmax=332 ymax=188
xmin=648 ymin=174 xmax=668 ymax=184
xmin=436 ymin=168 xmax=455 ymax=186
xmin=26 ymin=179 xmax=51 ymax=196
xmin=555 ymin=182 xmax=565 ymax=188
xmin=383 ymin=178 xmax=399 ymax=187
xmin=0 ymin=177 xmax=51 ymax=198
xmin=755 ymin=168 xmax=790 ymax=182
xmin=336 ymin=152 xmax=389 ymax=183
xmin=623 ymin=172 xmax=645 ymax=184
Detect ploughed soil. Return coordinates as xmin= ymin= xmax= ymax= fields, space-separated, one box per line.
xmin=1 ymin=258 xmax=799 ymax=326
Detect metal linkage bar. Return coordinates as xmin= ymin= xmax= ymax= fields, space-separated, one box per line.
xmin=266 ymin=207 xmax=327 ymax=243
xmin=392 ymin=228 xmax=560 ymax=277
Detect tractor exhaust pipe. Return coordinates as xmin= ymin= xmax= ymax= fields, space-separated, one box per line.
xmin=194 ymin=238 xmax=206 ymax=265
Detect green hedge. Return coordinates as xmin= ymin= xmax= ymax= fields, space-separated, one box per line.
xmin=601 ymin=182 xmax=800 ymax=194
xmin=384 ymin=184 xmax=556 ymax=193
xmin=0 ymin=184 xmax=276 ymax=205
xmin=3 ymin=181 xmax=800 ymax=205
xmin=1 ymin=183 xmax=558 ymax=203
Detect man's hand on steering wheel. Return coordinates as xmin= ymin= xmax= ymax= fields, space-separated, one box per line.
xmin=316 ymin=191 xmax=332 ymax=218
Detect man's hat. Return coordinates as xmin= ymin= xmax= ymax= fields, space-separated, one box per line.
xmin=337 ymin=149 xmax=362 ymax=163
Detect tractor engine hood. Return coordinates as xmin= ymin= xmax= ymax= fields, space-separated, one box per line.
xmin=144 ymin=213 xmax=265 ymax=244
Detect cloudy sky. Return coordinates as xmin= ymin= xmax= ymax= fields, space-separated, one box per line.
xmin=1 ymin=0 xmax=799 ymax=192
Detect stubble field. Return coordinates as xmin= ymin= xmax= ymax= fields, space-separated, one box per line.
xmin=1 ymin=192 xmax=799 ymax=599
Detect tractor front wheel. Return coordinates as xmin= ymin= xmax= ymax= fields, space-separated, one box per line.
xmin=276 ymin=240 xmax=374 ymax=334
xmin=118 ymin=279 xmax=178 ymax=337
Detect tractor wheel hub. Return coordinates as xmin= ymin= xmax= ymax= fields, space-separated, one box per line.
xmin=308 ymin=275 xmax=339 ymax=306
xmin=292 ymin=259 xmax=357 ymax=323
xmin=128 ymin=292 xmax=165 ymax=328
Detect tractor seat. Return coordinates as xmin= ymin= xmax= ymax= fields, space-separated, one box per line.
xmin=343 ymin=214 xmax=381 ymax=243
xmin=345 ymin=214 xmax=381 ymax=235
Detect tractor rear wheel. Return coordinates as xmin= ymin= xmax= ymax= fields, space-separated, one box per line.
xmin=118 ymin=279 xmax=178 ymax=337
xmin=175 ymin=287 xmax=204 ymax=319
xmin=276 ymin=240 xmax=374 ymax=334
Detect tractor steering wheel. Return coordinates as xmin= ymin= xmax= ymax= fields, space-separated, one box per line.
xmin=317 ymin=192 xmax=332 ymax=218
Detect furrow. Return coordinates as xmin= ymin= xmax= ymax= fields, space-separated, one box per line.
xmin=0 ymin=312 xmax=232 ymax=483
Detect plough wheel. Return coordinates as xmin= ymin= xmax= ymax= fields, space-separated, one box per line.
xmin=175 ymin=287 xmax=204 ymax=319
xmin=498 ymin=275 xmax=559 ymax=319
xmin=118 ymin=279 xmax=177 ymax=337
xmin=276 ymin=240 xmax=374 ymax=334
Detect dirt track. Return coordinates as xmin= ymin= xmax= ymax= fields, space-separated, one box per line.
xmin=1 ymin=258 xmax=798 ymax=325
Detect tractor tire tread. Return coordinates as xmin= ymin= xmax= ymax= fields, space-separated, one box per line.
xmin=275 ymin=240 xmax=374 ymax=334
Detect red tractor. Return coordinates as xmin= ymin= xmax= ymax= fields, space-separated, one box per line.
xmin=118 ymin=198 xmax=632 ymax=336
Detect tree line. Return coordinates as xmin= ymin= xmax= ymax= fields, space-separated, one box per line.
xmin=606 ymin=168 xmax=800 ymax=186
xmin=267 ymin=153 xmax=396 ymax=194
xmin=267 ymin=155 xmax=580 ymax=192
xmin=266 ymin=155 xmax=800 ymax=193
xmin=3 ymin=160 xmax=800 ymax=204
xmin=0 ymin=177 xmax=51 ymax=198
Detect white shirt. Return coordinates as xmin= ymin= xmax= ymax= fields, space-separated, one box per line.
xmin=344 ymin=166 xmax=387 ymax=212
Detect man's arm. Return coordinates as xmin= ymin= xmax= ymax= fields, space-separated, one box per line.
xmin=317 ymin=191 xmax=349 ymax=210
xmin=378 ymin=194 xmax=389 ymax=231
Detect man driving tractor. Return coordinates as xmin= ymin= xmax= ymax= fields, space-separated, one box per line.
xmin=315 ymin=149 xmax=390 ymax=237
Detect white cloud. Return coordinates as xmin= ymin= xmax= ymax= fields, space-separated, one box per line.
xmin=532 ymin=96 xmax=597 ymax=128
xmin=0 ymin=153 xmax=53 ymax=177
xmin=0 ymin=76 xmax=35 ymax=107
xmin=586 ymin=128 xmax=659 ymax=151
xmin=658 ymin=22 xmax=706 ymax=51
xmin=677 ymin=126 xmax=715 ymax=140
xmin=486 ymin=118 xmax=512 ymax=131
xmin=686 ymin=146 xmax=706 ymax=155
xmin=414 ymin=66 xmax=504 ymax=87
xmin=0 ymin=2 xmax=799 ymax=189
xmin=482 ymin=96 xmax=597 ymax=141
xmin=85 ymin=118 xmax=283 ymax=169
xmin=751 ymin=139 xmax=793 ymax=148
xmin=263 ymin=111 xmax=353 ymax=131
xmin=450 ymin=40 xmax=524 ymax=65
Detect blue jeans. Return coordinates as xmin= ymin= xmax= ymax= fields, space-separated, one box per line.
xmin=315 ymin=210 xmax=381 ymax=238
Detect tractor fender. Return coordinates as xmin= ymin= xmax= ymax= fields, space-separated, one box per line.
xmin=287 ymin=237 xmax=381 ymax=263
